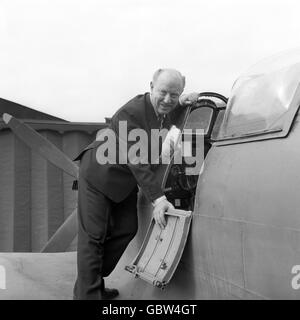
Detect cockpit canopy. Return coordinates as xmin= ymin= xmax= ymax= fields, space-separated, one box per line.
xmin=217 ymin=48 xmax=300 ymax=140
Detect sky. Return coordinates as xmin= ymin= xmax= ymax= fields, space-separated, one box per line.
xmin=0 ymin=0 xmax=300 ymax=122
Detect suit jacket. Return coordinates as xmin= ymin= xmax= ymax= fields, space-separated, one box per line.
xmin=75 ymin=93 xmax=185 ymax=203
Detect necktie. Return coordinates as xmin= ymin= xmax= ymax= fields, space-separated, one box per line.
xmin=158 ymin=115 xmax=165 ymax=130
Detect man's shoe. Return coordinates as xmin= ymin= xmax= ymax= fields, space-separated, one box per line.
xmin=101 ymin=287 xmax=119 ymax=300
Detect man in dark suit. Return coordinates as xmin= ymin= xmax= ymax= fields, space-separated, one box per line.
xmin=73 ymin=68 xmax=200 ymax=299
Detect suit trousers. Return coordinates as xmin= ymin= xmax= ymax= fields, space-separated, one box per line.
xmin=73 ymin=160 xmax=138 ymax=300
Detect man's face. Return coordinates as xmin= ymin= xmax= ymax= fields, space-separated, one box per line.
xmin=150 ymin=73 xmax=184 ymax=115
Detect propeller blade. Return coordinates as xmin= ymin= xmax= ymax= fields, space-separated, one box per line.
xmin=41 ymin=208 xmax=78 ymax=252
xmin=3 ymin=113 xmax=79 ymax=178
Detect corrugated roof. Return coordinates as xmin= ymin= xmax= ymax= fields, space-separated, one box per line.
xmin=0 ymin=97 xmax=108 ymax=133
xmin=0 ymin=97 xmax=67 ymax=121
xmin=0 ymin=119 xmax=107 ymax=133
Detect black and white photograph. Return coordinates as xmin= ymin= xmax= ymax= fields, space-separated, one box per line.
xmin=0 ymin=0 xmax=300 ymax=306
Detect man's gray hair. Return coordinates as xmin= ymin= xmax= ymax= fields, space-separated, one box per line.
xmin=152 ymin=68 xmax=186 ymax=88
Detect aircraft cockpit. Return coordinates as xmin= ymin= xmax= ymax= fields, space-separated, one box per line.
xmin=162 ymin=93 xmax=227 ymax=211
xmin=217 ymin=49 xmax=300 ymax=144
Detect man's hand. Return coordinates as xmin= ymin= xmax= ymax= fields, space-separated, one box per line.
xmin=179 ymin=92 xmax=200 ymax=106
xmin=152 ymin=196 xmax=174 ymax=229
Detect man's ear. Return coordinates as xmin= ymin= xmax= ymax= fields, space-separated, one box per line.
xmin=150 ymin=81 xmax=154 ymax=91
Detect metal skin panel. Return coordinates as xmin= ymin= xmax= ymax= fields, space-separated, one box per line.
xmin=189 ymin=112 xmax=300 ymax=299
xmin=243 ymin=224 xmax=300 ymax=299
xmin=189 ymin=216 xmax=246 ymax=294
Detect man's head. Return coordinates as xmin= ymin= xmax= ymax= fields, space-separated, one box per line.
xmin=150 ymin=68 xmax=185 ymax=115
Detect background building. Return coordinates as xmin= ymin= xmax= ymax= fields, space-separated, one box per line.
xmin=0 ymin=98 xmax=108 ymax=252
